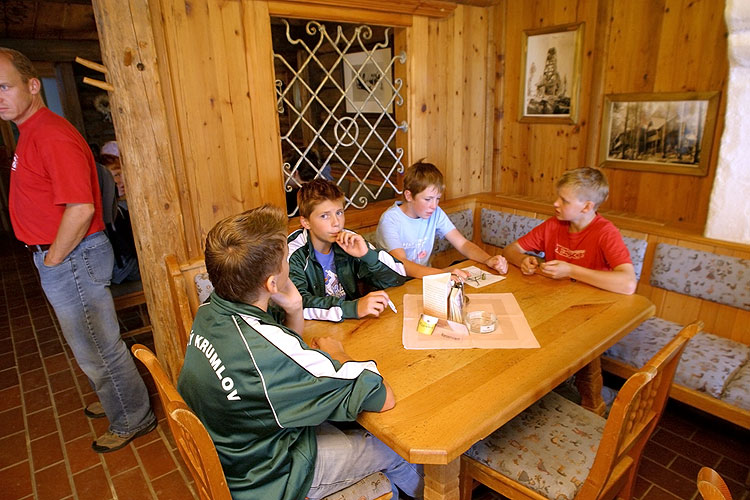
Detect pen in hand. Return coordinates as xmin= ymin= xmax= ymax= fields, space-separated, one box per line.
xmin=387 ymin=299 xmax=398 ymax=314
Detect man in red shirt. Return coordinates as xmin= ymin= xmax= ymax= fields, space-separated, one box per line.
xmin=0 ymin=48 xmax=155 ymax=452
xmin=503 ymin=167 xmax=637 ymax=295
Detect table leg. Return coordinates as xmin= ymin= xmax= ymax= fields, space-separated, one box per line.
xmin=575 ymin=356 xmax=607 ymax=416
xmin=424 ymin=459 xmax=460 ymax=500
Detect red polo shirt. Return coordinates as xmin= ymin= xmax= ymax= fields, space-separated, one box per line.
xmin=9 ymin=108 xmax=104 ymax=245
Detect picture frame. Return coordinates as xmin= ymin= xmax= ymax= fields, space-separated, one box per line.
xmin=598 ymin=92 xmax=720 ymax=176
xmin=343 ymin=48 xmax=394 ymax=114
xmin=519 ymin=23 xmax=584 ymax=124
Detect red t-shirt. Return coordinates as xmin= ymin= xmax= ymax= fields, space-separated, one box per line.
xmin=9 ymin=108 xmax=104 ymax=245
xmin=517 ymin=214 xmax=631 ymax=271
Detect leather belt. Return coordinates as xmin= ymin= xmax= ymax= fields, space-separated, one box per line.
xmin=25 ymin=244 xmax=51 ymax=253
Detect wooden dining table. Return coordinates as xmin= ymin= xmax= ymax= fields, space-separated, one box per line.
xmin=301 ymin=262 xmax=655 ymax=500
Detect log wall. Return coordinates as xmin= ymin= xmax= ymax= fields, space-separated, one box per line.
xmin=495 ymin=0 xmax=728 ymax=229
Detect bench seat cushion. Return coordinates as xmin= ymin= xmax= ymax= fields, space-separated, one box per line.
xmin=465 ymin=391 xmax=604 ymax=500
xmin=650 ymin=243 xmax=750 ymax=311
xmin=722 ymin=362 xmax=750 ymax=410
xmin=195 ymin=273 xmax=214 ymax=304
xmin=605 ymin=317 xmax=750 ymax=399
xmin=433 ymin=208 xmax=474 ymax=253
xmin=480 ymin=209 xmax=544 ymax=249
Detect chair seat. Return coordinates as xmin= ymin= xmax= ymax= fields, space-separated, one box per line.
xmin=465 ymin=391 xmax=605 ymax=500
xmin=321 ymin=471 xmax=392 ymax=500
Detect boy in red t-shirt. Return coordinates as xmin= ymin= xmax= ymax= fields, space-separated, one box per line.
xmin=503 ymin=167 xmax=637 ymax=295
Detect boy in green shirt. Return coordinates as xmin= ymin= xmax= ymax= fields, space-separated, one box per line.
xmin=178 ymin=204 xmax=422 ymax=500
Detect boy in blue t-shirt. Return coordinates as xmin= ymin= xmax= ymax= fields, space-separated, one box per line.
xmin=376 ymin=161 xmax=508 ymax=279
xmin=288 ymin=179 xmax=407 ymax=322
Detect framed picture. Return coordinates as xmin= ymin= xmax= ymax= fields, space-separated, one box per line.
xmin=598 ymin=92 xmax=720 ymax=176
xmin=343 ymin=48 xmax=393 ymax=114
xmin=520 ymin=23 xmax=583 ymax=124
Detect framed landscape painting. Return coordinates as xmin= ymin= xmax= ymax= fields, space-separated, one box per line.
xmin=599 ymin=92 xmax=720 ymax=176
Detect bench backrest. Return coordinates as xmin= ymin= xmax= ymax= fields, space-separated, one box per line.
xmin=650 ymin=243 xmax=750 ymax=311
xmin=166 ymin=255 xmax=208 ymax=355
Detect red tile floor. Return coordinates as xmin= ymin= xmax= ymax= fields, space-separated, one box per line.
xmin=1 ymin=234 xmax=748 ymax=500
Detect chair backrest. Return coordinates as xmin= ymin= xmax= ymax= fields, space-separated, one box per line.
xmin=578 ymin=321 xmax=702 ymax=499
xmin=165 ymin=254 xmax=208 ymax=355
xmin=131 ymin=344 xmax=231 ymax=500
xmin=697 ymin=467 xmax=733 ymax=500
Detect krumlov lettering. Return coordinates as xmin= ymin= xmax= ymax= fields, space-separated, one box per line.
xmin=188 ymin=332 xmax=240 ymax=401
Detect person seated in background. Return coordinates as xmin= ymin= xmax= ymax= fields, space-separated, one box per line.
xmin=502 ymin=166 xmax=637 ymax=295
xmin=284 ymin=149 xmax=334 ymax=214
xmin=99 ymin=140 xmax=140 ymax=284
xmin=375 ymin=160 xmax=508 ymax=279
xmin=177 ymin=204 xmax=423 ymax=500
xmin=288 ymin=179 xmax=407 ymax=322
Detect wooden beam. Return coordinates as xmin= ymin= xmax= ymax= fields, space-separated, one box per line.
xmin=0 ymin=38 xmax=101 ymax=62
xmin=54 ymin=62 xmax=87 ymax=138
xmin=91 ymin=0 xmax=190 ymax=381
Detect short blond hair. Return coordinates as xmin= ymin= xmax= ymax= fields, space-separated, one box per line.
xmin=205 ymin=205 xmax=288 ymax=304
xmin=556 ymin=167 xmax=609 ymax=209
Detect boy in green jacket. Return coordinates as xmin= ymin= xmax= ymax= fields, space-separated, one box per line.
xmin=288 ymin=179 xmax=407 ymax=322
xmin=177 ymin=204 xmax=422 ymax=500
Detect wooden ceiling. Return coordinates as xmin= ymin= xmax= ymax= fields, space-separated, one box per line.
xmin=0 ymin=0 xmax=97 ymax=40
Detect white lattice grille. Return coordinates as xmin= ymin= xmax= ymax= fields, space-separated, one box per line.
xmin=272 ymin=19 xmax=407 ymax=216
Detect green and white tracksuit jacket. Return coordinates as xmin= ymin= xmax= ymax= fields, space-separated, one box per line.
xmin=287 ymin=228 xmax=407 ymax=322
xmin=177 ymin=293 xmax=387 ymax=500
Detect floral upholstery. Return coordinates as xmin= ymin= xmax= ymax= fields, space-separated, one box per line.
xmin=650 ymin=243 xmax=750 ymax=311
xmin=433 ymin=208 xmax=474 ymax=254
xmin=465 ymin=391 xmax=604 ymax=500
xmin=480 ymin=209 xmax=544 ymax=249
xmin=195 ymin=272 xmax=214 ymax=304
xmin=605 ymin=317 xmax=750 ymax=399
xmin=320 ymin=472 xmax=392 ymax=500
xmin=622 ymin=236 xmax=648 ymax=282
xmin=722 ymin=363 xmax=750 ymax=410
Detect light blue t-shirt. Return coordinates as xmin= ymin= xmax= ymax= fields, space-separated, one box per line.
xmin=375 ymin=202 xmax=456 ymax=265
xmin=313 ymin=247 xmax=346 ymax=298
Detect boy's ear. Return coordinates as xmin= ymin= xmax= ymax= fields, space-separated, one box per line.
xmin=403 ymin=189 xmax=413 ymax=202
xmin=299 ymin=216 xmax=310 ymax=230
xmin=581 ymin=200 xmax=595 ymax=213
xmin=264 ymin=273 xmax=279 ymax=294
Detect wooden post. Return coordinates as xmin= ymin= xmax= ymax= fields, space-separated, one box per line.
xmin=91 ymin=0 xmax=189 ymax=381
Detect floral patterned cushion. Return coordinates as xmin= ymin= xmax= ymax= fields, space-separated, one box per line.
xmin=465 ymin=391 xmax=604 ymax=500
xmin=622 ymin=236 xmax=648 ymax=282
xmin=722 ymin=362 xmax=750 ymax=410
xmin=480 ymin=209 xmax=544 ymax=249
xmin=605 ymin=317 xmax=750 ymax=399
xmin=194 ymin=272 xmax=214 ymax=304
xmin=650 ymin=243 xmax=750 ymax=310
xmin=433 ymin=208 xmax=474 ymax=253
xmin=320 ymin=472 xmax=392 ymax=500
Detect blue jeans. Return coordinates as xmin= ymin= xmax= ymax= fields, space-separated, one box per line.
xmin=306 ymin=423 xmax=424 ymax=500
xmin=33 ymin=231 xmax=154 ymax=435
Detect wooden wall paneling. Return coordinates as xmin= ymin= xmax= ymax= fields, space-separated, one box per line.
xmin=244 ymin=0 xmax=285 ymax=211
xmin=407 ymin=16 xmax=430 ymax=163
xmin=92 ymin=0 xmax=190 ymax=380
xmin=445 ymin=5 xmax=462 ymax=197
xmin=489 ymin=1 xmax=505 ymax=191
xmin=267 ymin=1 xmax=414 ymax=27
xmin=430 ymin=14 xmax=449 ymax=173
xmin=464 ymin=6 xmax=491 ymax=195
xmin=730 ymin=310 xmax=750 ymax=345
xmin=148 ymin=0 xmax=198 ymax=257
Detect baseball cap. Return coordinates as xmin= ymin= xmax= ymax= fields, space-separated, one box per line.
xmin=101 ymin=141 xmax=119 ymax=158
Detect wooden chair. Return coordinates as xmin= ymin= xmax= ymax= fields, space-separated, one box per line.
xmin=111 ymin=280 xmax=152 ymax=338
xmin=131 ymin=343 xmax=231 ymax=500
xmin=460 ymin=321 xmax=702 ymax=500
xmin=165 ymin=254 xmax=208 ymax=355
xmin=697 ymin=467 xmax=733 ymax=500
